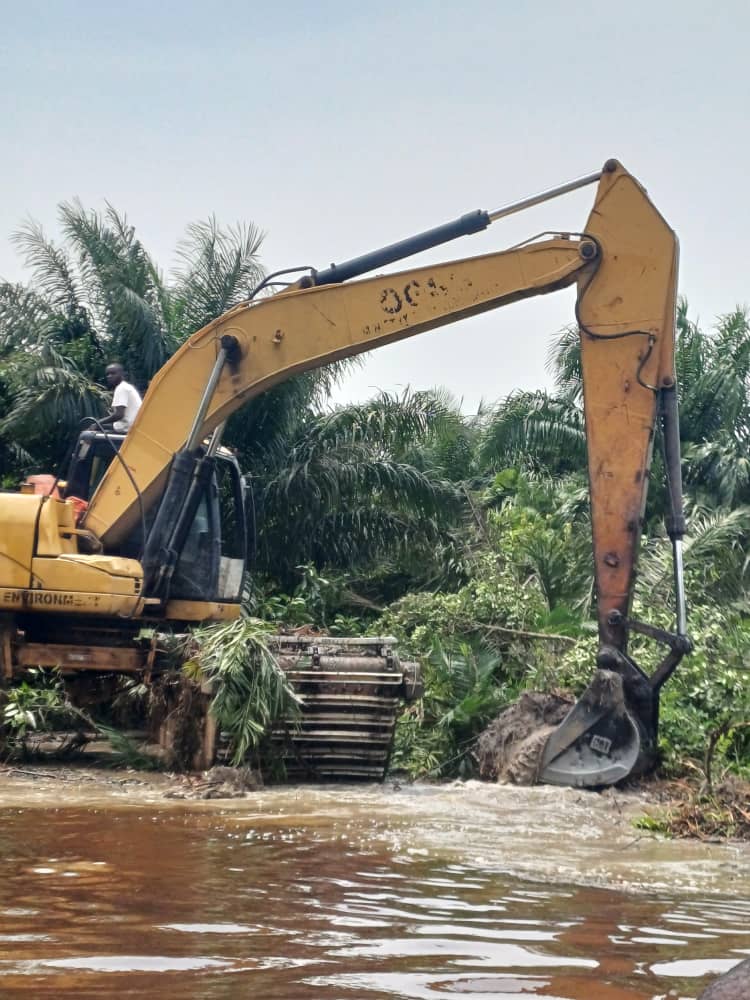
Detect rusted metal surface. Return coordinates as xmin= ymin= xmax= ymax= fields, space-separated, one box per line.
xmin=14 ymin=642 xmax=145 ymax=673
xmin=269 ymin=636 xmax=418 ymax=780
xmin=577 ymin=164 xmax=678 ymax=651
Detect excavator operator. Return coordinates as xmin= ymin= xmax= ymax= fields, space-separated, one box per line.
xmin=100 ymin=363 xmax=142 ymax=433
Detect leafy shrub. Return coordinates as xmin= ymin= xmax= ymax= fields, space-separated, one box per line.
xmin=390 ymin=640 xmax=515 ymax=779
xmin=1 ymin=669 xmax=95 ymax=758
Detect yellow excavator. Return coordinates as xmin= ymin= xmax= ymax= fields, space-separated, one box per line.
xmin=0 ymin=158 xmax=691 ymax=785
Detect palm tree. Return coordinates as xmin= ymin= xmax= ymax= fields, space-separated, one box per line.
xmin=677 ymin=303 xmax=750 ymax=508
xmin=479 ymin=389 xmax=586 ymax=477
xmin=13 ymin=203 xmax=174 ymax=382
xmin=169 ymin=216 xmax=265 ymax=338
xmin=0 ymin=279 xmax=107 ymax=472
xmin=396 ymin=387 xmax=485 ymax=484
xmin=0 ymin=202 xmax=266 ymax=476
xmin=247 ymin=389 xmax=464 ymax=590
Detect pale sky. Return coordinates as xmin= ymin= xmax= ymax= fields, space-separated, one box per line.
xmin=2 ymin=0 xmax=748 ymax=411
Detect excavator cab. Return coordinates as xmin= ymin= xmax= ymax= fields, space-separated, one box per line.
xmin=64 ymin=431 xmax=248 ymax=607
xmin=169 ymin=451 xmax=247 ymax=605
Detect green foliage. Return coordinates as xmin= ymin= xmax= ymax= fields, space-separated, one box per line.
xmin=391 ymin=640 xmax=512 ymax=779
xmin=244 ymin=566 xmax=370 ymax=635
xmin=253 ymin=389 xmax=464 ymax=588
xmin=1 ymin=669 xmax=94 ymax=758
xmin=3 ymin=671 xmax=70 ymax=738
xmin=375 ymin=470 xmax=593 ymax=664
xmin=632 ymin=814 xmax=671 ymax=835
xmin=171 ymin=216 xmax=264 ymax=336
xmin=376 ymin=550 xmax=546 ymax=657
xmin=291 ymin=564 xmax=339 ymax=626
xmin=95 ymin=724 xmax=162 ymax=770
xmin=480 ymin=390 xmax=585 ymax=476
xmin=0 ymin=670 xmax=164 ymax=765
xmin=187 ymin=617 xmax=300 ymax=765
xmin=328 ymin=614 xmax=367 ymax=637
xmin=487 ymin=501 xmax=592 ymax=615
xmin=656 ymin=604 xmax=750 ymax=773
xmin=397 ymin=387 xmax=484 ymax=482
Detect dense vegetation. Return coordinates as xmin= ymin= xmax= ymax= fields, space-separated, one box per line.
xmin=0 ymin=204 xmax=748 ymax=792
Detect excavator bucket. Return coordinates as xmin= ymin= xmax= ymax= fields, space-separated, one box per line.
xmin=537 ymin=670 xmax=642 ymax=787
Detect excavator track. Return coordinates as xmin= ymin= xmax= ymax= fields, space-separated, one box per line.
xmin=5 ymin=616 xmax=422 ymax=779
xmin=268 ymin=636 xmax=421 ymax=781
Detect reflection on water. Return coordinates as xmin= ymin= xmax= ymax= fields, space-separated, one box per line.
xmin=0 ymin=805 xmax=746 ymax=999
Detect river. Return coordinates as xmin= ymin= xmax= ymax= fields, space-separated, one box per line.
xmin=0 ymin=774 xmax=747 ymax=998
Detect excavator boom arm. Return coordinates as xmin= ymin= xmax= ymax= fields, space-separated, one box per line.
xmin=84 ymin=160 xmax=681 ymax=658
xmin=84 ymin=237 xmax=589 ymax=544
xmin=577 ymin=166 xmax=680 ymax=648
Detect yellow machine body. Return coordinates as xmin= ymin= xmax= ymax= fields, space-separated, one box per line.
xmin=0 ymin=493 xmax=144 ymax=617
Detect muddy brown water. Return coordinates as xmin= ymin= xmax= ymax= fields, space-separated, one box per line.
xmin=0 ymin=776 xmax=748 ymax=999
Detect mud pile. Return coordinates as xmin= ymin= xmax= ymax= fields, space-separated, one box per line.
xmin=475 ymin=690 xmax=573 ymax=784
xmin=699 ymin=958 xmax=750 ymax=999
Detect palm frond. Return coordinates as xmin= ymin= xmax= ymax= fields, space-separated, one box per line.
xmin=110 ymin=285 xmax=175 ymax=377
xmin=0 ymin=283 xmax=57 ymax=353
xmin=480 ymin=390 xmax=585 ymax=473
xmin=309 ymin=389 xmax=449 ymax=454
xmin=639 ymin=506 xmax=750 ymax=604
xmin=171 ymin=216 xmax=266 ymax=336
xmin=0 ymin=345 xmax=107 ymax=441
xmin=11 ymin=220 xmax=81 ymax=312
xmin=547 ymin=324 xmax=582 ymax=400
xmin=684 ymin=437 xmax=750 ymax=507
xmin=189 ymin=617 xmax=299 ymax=765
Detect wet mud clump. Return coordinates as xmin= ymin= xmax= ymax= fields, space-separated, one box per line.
xmin=476 ymin=691 xmax=573 ymax=784
xmin=164 ymin=765 xmax=263 ymax=800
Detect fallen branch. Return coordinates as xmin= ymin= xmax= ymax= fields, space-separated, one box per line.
xmin=476 ymin=622 xmax=578 ymax=645
xmin=341 ymin=589 xmax=385 ymax=613
xmin=1 ymin=766 xmax=73 ymax=780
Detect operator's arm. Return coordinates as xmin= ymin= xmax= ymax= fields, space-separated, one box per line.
xmin=97 ymin=405 xmax=127 ymax=430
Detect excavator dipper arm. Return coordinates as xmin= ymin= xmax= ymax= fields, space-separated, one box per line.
xmin=83 ymin=160 xmax=688 ymax=786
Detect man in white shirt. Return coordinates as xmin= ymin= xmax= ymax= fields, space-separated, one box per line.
xmin=99 ymin=363 xmax=143 ymax=433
